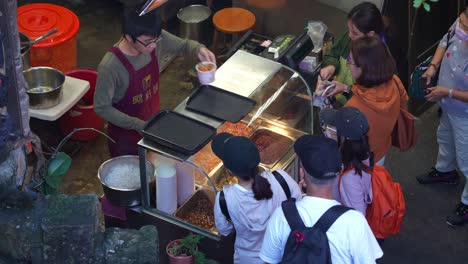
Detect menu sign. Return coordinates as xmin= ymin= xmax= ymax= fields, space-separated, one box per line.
xmin=139 ymin=0 xmax=168 ymax=16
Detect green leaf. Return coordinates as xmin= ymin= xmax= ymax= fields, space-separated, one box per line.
xmin=44 ymin=152 xmax=72 ymax=189
xmin=429 ymin=0 xmax=438 ymax=2
xmin=413 ymin=0 xmax=423 ymax=8
xmin=423 ymin=2 xmax=431 ymax=12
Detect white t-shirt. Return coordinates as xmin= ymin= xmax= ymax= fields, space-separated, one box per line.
xmin=260 ymin=196 xmax=383 ymax=264
xmin=213 ymin=170 xmax=302 ymax=264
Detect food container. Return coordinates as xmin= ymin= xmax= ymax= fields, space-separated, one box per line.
xmin=175 ymin=188 xmax=217 ymax=232
xmin=209 ymin=166 xmax=238 ymax=191
xmin=250 ymin=128 xmax=293 ymax=167
xmin=23 ymin=66 xmax=65 ymax=109
xmin=195 ymin=62 xmax=216 ymax=85
xmin=17 ymin=4 xmax=80 ymax=72
xmin=98 ymin=155 xmax=155 ymax=207
xmin=178 ymin=5 xmax=213 ymax=46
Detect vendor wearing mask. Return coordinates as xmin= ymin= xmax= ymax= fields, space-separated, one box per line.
xmin=94 ymin=6 xmax=216 ymax=157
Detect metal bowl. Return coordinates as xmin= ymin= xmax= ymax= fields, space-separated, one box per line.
xmin=97 ymin=155 xmax=155 ymax=207
xmin=23 ymin=66 xmax=65 ymax=109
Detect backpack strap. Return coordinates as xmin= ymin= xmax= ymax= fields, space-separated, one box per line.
xmin=272 ymin=171 xmax=291 ymax=200
xmin=281 ymin=200 xmax=306 ymax=230
xmin=313 ymin=205 xmax=351 ymax=233
xmin=219 ymin=190 xmax=232 ymax=223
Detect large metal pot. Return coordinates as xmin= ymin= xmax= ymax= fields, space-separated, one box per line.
xmin=98 ymin=155 xmax=155 ymax=207
xmin=19 ymin=32 xmax=31 ymax=70
xmin=177 ymin=5 xmax=213 ymax=46
xmin=23 ymin=66 xmax=65 ymax=109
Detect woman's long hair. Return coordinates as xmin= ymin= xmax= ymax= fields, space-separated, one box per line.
xmin=351 ymin=36 xmax=396 ymax=87
xmin=237 ymin=167 xmax=273 ymax=200
xmin=338 ymin=135 xmax=373 ymax=176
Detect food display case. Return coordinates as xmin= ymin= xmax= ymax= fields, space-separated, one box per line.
xmin=137 ymin=50 xmax=313 ymax=240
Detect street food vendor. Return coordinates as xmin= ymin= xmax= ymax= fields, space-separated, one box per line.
xmin=94 ymin=6 xmax=216 ymax=157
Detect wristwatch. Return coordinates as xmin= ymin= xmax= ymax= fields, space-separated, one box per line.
xmin=448 ymin=88 xmax=454 ymax=98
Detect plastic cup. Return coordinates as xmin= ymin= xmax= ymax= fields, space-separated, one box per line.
xmin=195 ymin=61 xmax=217 ymax=85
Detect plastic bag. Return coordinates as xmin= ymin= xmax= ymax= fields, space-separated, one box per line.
xmin=313 ymin=78 xmax=335 ymax=109
xmin=307 ymin=21 xmax=328 ymax=52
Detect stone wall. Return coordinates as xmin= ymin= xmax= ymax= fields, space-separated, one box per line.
xmin=0 ymin=193 xmax=159 ymax=263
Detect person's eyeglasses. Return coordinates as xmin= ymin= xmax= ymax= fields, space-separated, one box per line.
xmin=135 ymin=37 xmax=162 ymax=47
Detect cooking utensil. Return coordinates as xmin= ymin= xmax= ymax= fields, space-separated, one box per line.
xmin=23 ymin=66 xmax=65 ymax=109
xmin=97 ymin=155 xmax=155 ymax=207
xmin=20 ymin=28 xmax=58 ymax=47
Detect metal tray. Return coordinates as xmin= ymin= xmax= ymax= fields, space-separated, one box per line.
xmin=186 ymin=85 xmax=256 ymax=122
xmin=175 ymin=188 xmax=217 ymax=233
xmin=142 ymin=110 xmax=216 ymax=155
xmin=250 ymin=127 xmax=295 ymax=169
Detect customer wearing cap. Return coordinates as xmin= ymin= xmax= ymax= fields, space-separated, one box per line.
xmin=321 ymin=107 xmax=374 ymax=215
xmin=260 ymin=135 xmax=382 ymax=263
xmin=212 ymin=133 xmax=302 ymax=264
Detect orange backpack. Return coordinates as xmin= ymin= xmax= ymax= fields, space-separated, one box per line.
xmin=339 ymin=165 xmax=406 ymax=238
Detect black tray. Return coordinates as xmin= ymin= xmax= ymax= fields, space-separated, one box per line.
xmin=185 ymin=85 xmax=256 ymax=123
xmin=142 ymin=110 xmax=216 ymax=155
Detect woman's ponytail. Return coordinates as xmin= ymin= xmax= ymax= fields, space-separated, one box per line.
xmin=252 ymin=173 xmax=273 ymax=200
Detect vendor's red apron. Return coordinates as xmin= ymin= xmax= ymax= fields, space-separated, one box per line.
xmin=107 ymin=47 xmax=160 ymax=157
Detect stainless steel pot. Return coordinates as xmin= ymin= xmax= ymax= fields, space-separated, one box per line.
xmin=177 ymin=5 xmax=213 ymax=46
xmin=23 ymin=67 xmax=65 ymax=109
xmin=98 ymin=155 xmax=155 ymax=207
xmin=19 ymin=32 xmax=31 ymax=70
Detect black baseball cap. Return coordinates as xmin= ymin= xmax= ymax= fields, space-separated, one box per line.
xmin=335 ymin=107 xmax=369 ymax=140
xmin=211 ymin=133 xmax=260 ymax=175
xmin=294 ymin=135 xmax=342 ymax=179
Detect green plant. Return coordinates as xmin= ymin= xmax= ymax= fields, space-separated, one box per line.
xmin=41 ymin=128 xmax=114 ymax=194
xmin=167 ymin=234 xmax=206 ymax=264
xmin=413 ymin=0 xmax=439 ymax=12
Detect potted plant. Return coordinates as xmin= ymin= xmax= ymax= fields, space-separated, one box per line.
xmin=166 ymin=234 xmax=206 ymax=264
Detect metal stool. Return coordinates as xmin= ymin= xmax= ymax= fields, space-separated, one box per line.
xmin=212 ymin=7 xmax=256 ymax=55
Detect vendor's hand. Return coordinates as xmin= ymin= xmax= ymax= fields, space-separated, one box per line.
xmin=197 ymin=47 xmax=216 ymax=64
xmin=422 ymin=66 xmax=437 ymax=85
xmin=326 ymin=81 xmax=348 ymax=97
xmin=425 ymin=86 xmax=450 ymax=102
xmin=320 ymin=65 xmax=336 ymax=81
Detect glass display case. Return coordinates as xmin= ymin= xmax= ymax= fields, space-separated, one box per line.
xmin=137 ymin=50 xmax=313 ymax=240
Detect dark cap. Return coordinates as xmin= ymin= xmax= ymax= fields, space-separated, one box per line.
xmin=211 ymin=133 xmax=260 ymax=175
xmin=294 ymin=135 xmax=342 ymax=179
xmin=335 ymin=107 xmax=369 ymax=140
xmin=319 ymin=108 xmax=337 ymax=126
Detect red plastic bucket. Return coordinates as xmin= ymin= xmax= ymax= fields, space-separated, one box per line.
xmin=18 ymin=4 xmax=80 ymax=73
xmin=59 ymin=69 xmax=104 ymax=141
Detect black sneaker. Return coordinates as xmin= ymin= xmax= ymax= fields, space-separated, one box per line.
xmin=446 ymin=203 xmax=468 ymax=227
xmin=416 ymin=168 xmax=459 ymax=185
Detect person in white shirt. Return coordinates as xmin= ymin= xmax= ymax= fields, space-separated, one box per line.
xmin=211 ymin=133 xmax=302 ymax=264
xmin=260 ymin=135 xmax=383 ymax=264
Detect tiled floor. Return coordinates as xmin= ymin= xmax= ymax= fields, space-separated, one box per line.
xmin=21 ymin=0 xmax=468 ymax=263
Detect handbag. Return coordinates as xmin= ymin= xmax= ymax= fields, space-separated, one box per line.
xmin=392 ymin=107 xmax=417 ymax=151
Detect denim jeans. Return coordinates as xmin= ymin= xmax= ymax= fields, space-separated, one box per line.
xmin=435 ymin=112 xmax=468 ymax=205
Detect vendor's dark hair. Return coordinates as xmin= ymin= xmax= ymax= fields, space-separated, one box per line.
xmin=348 ymin=2 xmax=384 ymax=35
xmin=351 ymin=36 xmax=396 ymax=87
xmin=237 ymin=167 xmax=273 ymax=200
xmin=338 ymin=135 xmax=373 ymax=176
xmin=122 ymin=7 xmax=161 ymax=41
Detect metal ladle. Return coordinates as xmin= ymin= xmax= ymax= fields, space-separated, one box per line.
xmin=20 ymin=28 xmax=58 ymax=51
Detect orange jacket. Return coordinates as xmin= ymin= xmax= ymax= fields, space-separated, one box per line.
xmin=346 ymin=75 xmax=409 ymax=161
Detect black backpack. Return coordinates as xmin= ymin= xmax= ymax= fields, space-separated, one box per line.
xmin=280 ymin=200 xmax=351 ymax=264
xmin=219 ymin=170 xmax=292 ymax=222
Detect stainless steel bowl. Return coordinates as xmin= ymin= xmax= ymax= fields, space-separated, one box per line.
xmin=97 ymin=155 xmax=155 ymax=207
xmin=23 ymin=66 xmax=65 ymax=109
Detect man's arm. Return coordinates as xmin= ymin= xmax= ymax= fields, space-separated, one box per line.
xmin=94 ymin=60 xmax=146 ymax=132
